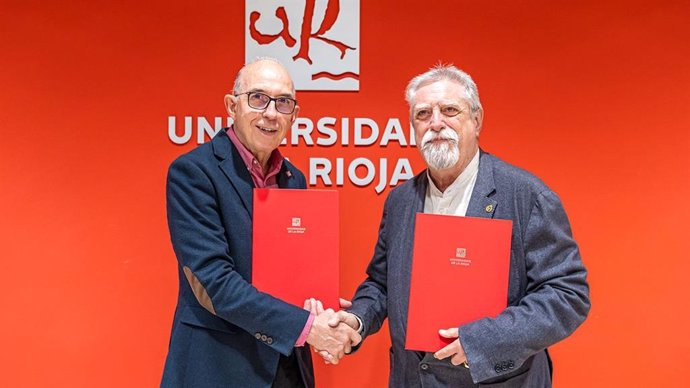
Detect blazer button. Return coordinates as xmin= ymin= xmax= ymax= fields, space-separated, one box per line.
xmin=255 ymin=333 xmax=262 ymax=340
xmin=508 ymin=361 xmax=515 ymax=369
xmin=267 ymin=337 xmax=273 ymax=345
xmin=494 ymin=364 xmax=502 ymax=373
xmin=261 ymin=334 xmax=268 ymax=342
xmin=420 ymin=363 xmax=429 ymax=370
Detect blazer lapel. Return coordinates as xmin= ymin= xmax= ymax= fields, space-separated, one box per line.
xmin=401 ymin=173 xmax=427 ymax=257
xmin=397 ymin=173 xmax=427 ymax=335
xmin=276 ymin=163 xmax=301 ymax=189
xmin=213 ymin=128 xmax=255 ymax=217
xmin=466 ymin=150 xmax=497 ymax=219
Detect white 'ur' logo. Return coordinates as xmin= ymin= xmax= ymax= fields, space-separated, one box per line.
xmin=245 ymin=0 xmax=360 ymax=91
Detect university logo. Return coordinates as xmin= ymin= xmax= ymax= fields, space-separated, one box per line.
xmin=287 ymin=217 xmax=306 ymax=234
xmin=245 ymin=0 xmax=360 ymax=91
xmin=450 ymin=248 xmax=470 ymax=266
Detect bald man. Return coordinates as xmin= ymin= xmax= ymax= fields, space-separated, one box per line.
xmin=161 ymin=59 xmax=360 ymax=388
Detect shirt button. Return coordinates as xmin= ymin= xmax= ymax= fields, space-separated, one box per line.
xmin=420 ymin=363 xmax=429 ymax=370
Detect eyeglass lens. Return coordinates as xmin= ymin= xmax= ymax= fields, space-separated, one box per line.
xmin=247 ymin=92 xmax=295 ymax=114
xmin=414 ymin=105 xmax=462 ymax=121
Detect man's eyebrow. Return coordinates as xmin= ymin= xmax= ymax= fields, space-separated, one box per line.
xmin=247 ymin=88 xmax=295 ymax=98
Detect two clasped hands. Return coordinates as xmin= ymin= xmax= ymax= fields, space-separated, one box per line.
xmin=303 ymin=298 xmax=468 ymax=367
xmin=303 ymin=298 xmax=361 ymax=365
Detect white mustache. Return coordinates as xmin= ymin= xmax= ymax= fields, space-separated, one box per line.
xmin=421 ymin=128 xmax=459 ymax=149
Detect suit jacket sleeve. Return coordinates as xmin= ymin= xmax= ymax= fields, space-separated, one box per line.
xmin=460 ymin=190 xmax=591 ymax=383
xmin=166 ymin=156 xmax=310 ymax=356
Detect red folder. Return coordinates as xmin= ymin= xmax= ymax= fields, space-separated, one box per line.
xmin=252 ymin=188 xmax=339 ymax=310
xmin=405 ymin=213 xmax=512 ymax=352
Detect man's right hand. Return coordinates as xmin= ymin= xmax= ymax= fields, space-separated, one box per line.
xmin=305 ymin=308 xmax=361 ymax=364
xmin=313 ymin=310 xmax=361 ymax=364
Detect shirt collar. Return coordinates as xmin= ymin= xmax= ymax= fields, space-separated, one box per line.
xmin=226 ymin=125 xmax=285 ymax=180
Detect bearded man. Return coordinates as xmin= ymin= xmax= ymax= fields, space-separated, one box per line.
xmin=325 ymin=64 xmax=590 ymax=387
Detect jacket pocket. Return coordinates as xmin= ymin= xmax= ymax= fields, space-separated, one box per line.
xmin=178 ymin=305 xmax=240 ymax=334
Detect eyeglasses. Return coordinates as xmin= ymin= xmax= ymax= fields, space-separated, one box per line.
xmin=235 ymin=91 xmax=297 ymax=114
xmin=413 ymin=105 xmax=464 ymax=121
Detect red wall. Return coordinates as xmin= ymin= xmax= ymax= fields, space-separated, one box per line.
xmin=1 ymin=1 xmax=689 ymax=386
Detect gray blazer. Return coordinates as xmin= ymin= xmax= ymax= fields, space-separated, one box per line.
xmin=349 ymin=151 xmax=590 ymax=387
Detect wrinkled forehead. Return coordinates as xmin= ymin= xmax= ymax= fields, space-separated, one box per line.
xmin=240 ymin=61 xmax=295 ymax=97
xmin=411 ymin=80 xmax=470 ymax=109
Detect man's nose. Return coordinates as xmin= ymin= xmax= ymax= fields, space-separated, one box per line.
xmin=429 ymin=108 xmax=444 ymax=132
xmin=262 ymin=100 xmax=278 ymax=118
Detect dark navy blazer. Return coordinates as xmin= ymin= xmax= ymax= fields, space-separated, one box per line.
xmin=161 ymin=128 xmax=314 ymax=388
xmin=349 ymin=151 xmax=590 ymax=388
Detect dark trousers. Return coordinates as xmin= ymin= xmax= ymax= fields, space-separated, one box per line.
xmin=272 ymin=353 xmax=304 ymax=388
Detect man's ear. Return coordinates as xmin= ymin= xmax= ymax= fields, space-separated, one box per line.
xmin=291 ymin=104 xmax=300 ymax=123
xmin=224 ymin=94 xmax=238 ymax=119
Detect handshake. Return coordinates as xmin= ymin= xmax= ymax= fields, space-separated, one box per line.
xmin=303 ymin=298 xmax=362 ymax=365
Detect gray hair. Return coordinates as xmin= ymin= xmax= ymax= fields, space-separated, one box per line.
xmin=404 ymin=64 xmax=482 ymax=113
xmin=232 ymin=57 xmax=294 ymax=95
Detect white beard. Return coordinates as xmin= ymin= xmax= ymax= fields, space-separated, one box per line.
xmin=420 ymin=128 xmax=460 ymax=170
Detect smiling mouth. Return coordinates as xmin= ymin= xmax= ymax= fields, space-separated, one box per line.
xmin=258 ymin=126 xmax=278 ymax=133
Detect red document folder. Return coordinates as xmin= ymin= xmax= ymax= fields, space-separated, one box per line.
xmin=252 ymin=188 xmax=339 ymax=310
xmin=405 ymin=213 xmax=512 ymax=352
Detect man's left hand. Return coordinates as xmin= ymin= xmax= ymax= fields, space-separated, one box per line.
xmin=434 ymin=328 xmax=468 ymax=366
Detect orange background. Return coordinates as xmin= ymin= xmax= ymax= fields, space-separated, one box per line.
xmin=2 ymin=1 xmax=689 ymax=387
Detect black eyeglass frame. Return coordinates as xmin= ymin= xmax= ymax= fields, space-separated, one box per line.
xmin=234 ymin=91 xmax=298 ymax=114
